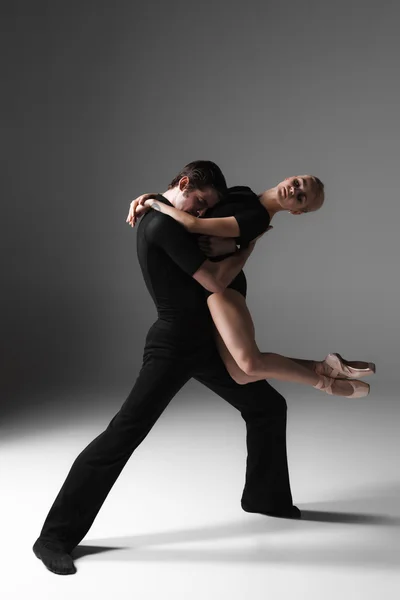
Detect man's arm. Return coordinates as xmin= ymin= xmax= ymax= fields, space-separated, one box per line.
xmin=198 ymin=235 xmax=238 ymax=259
xmin=144 ymin=213 xmax=255 ymax=294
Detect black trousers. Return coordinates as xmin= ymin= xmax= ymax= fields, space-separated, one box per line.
xmin=38 ymin=321 xmax=294 ymax=553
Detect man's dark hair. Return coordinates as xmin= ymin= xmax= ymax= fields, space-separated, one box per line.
xmin=168 ymin=160 xmax=227 ymax=199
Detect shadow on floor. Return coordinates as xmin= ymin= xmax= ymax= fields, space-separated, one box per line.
xmin=72 ymin=483 xmax=400 ymax=569
xmin=71 ymin=524 xmax=400 ymax=569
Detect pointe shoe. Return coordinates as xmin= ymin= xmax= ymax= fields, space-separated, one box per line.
xmin=313 ymin=375 xmax=370 ymax=398
xmin=316 ymin=353 xmax=376 ymax=379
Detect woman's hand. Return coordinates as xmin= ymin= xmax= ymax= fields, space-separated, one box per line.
xmin=198 ymin=235 xmax=237 ymax=257
xmin=126 ymin=193 xmax=158 ymax=227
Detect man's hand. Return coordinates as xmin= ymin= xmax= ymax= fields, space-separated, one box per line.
xmin=198 ymin=225 xmax=273 ymax=256
xmin=198 ymin=235 xmax=237 ymax=257
xmin=126 ymin=193 xmax=158 ymax=227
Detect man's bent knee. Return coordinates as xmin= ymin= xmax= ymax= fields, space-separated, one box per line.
xmin=248 ymin=389 xmax=288 ymax=417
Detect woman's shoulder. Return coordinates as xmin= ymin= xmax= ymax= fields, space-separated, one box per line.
xmin=226 ymin=186 xmax=258 ymax=202
xmin=205 ymin=186 xmax=265 ymax=220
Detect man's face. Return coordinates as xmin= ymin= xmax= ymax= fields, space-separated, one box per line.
xmin=276 ymin=175 xmax=321 ymax=214
xmin=175 ymin=184 xmax=220 ymax=217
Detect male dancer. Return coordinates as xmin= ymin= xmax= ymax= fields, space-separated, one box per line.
xmin=33 ymin=160 xmax=298 ymax=575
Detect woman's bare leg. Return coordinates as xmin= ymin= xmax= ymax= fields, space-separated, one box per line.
xmin=284 ymin=358 xmax=318 ymax=371
xmin=213 ymin=325 xmax=261 ymax=385
xmin=207 ymin=289 xmax=354 ymax=394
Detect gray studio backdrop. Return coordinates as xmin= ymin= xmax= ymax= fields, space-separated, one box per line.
xmin=3 ymin=0 xmax=399 ymax=419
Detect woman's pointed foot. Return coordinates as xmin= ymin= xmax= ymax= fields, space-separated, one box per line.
xmin=313 ymin=375 xmax=370 ymax=398
xmin=315 ymin=353 xmax=376 ymax=379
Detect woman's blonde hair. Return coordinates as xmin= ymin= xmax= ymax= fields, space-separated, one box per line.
xmin=309 ymin=175 xmax=325 ymax=210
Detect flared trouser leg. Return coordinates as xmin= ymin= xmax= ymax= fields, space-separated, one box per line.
xmin=38 ymin=352 xmax=191 ymax=553
xmin=193 ymin=351 xmax=294 ymax=513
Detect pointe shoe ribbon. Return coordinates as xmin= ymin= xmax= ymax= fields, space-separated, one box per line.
xmin=313 ymin=375 xmax=370 ymax=398
xmin=316 ymin=353 xmax=376 ymax=379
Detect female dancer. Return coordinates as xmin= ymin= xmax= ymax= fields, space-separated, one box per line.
xmin=126 ymin=175 xmax=375 ymax=398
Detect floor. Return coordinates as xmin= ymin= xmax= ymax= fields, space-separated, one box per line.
xmin=2 ymin=381 xmax=400 ymax=599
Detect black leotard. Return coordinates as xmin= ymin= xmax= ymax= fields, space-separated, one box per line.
xmin=203 ymin=186 xmax=271 ymax=298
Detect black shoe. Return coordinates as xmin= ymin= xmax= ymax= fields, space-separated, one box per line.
xmin=32 ymin=538 xmax=77 ymax=575
xmin=241 ymin=502 xmax=301 ymax=520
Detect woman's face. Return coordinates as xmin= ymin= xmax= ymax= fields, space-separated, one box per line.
xmin=276 ymin=175 xmax=320 ymax=214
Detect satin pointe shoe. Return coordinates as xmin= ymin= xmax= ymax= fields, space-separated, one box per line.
xmin=313 ymin=375 xmax=370 ymax=398
xmin=316 ymin=353 xmax=376 ymax=379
